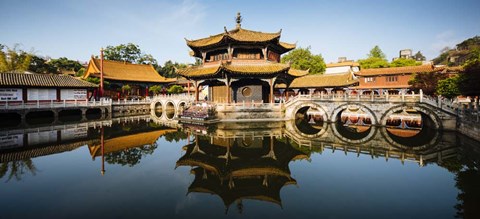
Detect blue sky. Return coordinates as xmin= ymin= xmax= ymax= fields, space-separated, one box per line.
xmin=1 ymin=0 xmax=479 ymax=65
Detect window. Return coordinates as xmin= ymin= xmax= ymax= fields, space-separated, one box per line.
xmin=386 ymin=76 xmax=398 ymax=82
xmin=364 ymin=77 xmax=375 ymax=83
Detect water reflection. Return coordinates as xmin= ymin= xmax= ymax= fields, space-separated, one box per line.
xmin=0 ymin=115 xmax=479 ymax=218
xmin=176 ymin=133 xmax=307 ymax=213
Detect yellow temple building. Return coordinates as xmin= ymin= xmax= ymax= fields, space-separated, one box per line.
xmin=177 ymin=13 xmax=308 ymax=103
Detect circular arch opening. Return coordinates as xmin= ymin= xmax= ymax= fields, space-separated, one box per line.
xmin=154 ymin=102 xmax=163 ymax=118
xmin=178 ymin=102 xmax=187 ymax=115
xmin=59 ymin=109 xmax=82 ymax=122
xmin=26 ymin=111 xmax=54 ymax=125
xmin=165 ymin=101 xmax=175 ymax=119
xmin=293 ymin=104 xmax=327 ymax=137
xmin=0 ymin=113 xmax=21 ymax=128
xmin=331 ymin=104 xmax=377 ymax=143
xmin=382 ymin=107 xmax=440 ymax=148
xmin=86 ymin=108 xmax=102 ymax=120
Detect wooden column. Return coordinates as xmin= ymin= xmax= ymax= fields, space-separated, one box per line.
xmin=226 ymin=77 xmax=231 ymax=104
xmin=269 ymin=78 xmax=274 ymax=103
xmin=194 ymin=81 xmax=199 ymax=102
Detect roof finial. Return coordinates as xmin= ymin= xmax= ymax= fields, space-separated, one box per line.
xmin=235 ymin=12 xmax=242 ymax=28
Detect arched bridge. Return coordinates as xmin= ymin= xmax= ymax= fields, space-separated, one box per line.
xmin=149 ymin=94 xmax=194 ymax=120
xmin=284 ymin=91 xmax=458 ymax=131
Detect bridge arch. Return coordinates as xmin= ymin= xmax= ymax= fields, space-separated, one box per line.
xmin=165 ymin=101 xmax=176 ymax=120
xmin=289 ymin=102 xmax=329 ymax=137
xmin=331 ymin=122 xmax=378 ymax=144
xmin=379 ymin=127 xmax=441 ymax=150
xmin=330 ymin=103 xmax=378 ymax=125
xmin=380 ymin=104 xmax=442 ymax=130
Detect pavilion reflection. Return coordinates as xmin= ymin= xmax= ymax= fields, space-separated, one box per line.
xmin=176 ymin=126 xmax=308 ymax=213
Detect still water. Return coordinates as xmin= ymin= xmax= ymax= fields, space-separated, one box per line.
xmin=1 ymin=115 xmax=479 ymax=219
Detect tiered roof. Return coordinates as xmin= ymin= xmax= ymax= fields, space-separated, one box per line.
xmin=186 ymin=27 xmax=296 ymax=55
xmin=83 ymin=57 xmax=176 ymax=83
xmin=178 ymin=63 xmax=308 ymax=79
xmin=276 ymin=72 xmax=358 ymax=89
xmin=176 ymin=135 xmax=308 ymax=209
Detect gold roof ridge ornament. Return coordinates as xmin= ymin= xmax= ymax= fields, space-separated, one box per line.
xmin=235 ymin=12 xmax=242 ymax=28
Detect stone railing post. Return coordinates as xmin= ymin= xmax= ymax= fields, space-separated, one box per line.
xmin=419 ymin=89 xmax=423 ymax=103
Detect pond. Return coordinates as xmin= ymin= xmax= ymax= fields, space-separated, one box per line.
xmin=0 ymin=115 xmax=479 ymax=219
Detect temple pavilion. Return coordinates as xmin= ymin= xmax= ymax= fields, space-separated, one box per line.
xmin=83 ymin=57 xmax=176 ymax=99
xmin=177 ymin=13 xmax=308 ymax=103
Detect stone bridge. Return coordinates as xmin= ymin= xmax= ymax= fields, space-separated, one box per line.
xmin=149 ymin=94 xmax=195 ymax=120
xmin=284 ymin=91 xmax=458 ymax=131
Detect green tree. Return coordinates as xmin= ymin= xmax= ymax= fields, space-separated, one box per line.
xmin=408 ymin=72 xmax=448 ymax=95
xmin=105 ymin=144 xmax=157 ymax=167
xmin=49 ymin=57 xmax=83 ymax=72
xmin=390 ymin=58 xmax=421 ymax=67
xmin=76 ymin=68 xmax=85 ymax=77
xmin=437 ymin=76 xmax=461 ymax=99
xmin=167 ymin=85 xmax=184 ymax=94
xmin=103 ymin=43 xmax=157 ymax=65
xmin=281 ymin=47 xmax=326 ymax=74
xmin=28 ymin=55 xmax=58 ymax=74
xmin=458 ymin=48 xmax=480 ymax=96
xmin=413 ymin=51 xmax=426 ymax=61
xmin=368 ymin=45 xmax=386 ymax=59
xmin=122 ymin=84 xmax=132 ymax=95
xmin=0 ymin=44 xmax=32 ymax=73
xmin=159 ymin=60 xmax=187 ymax=78
xmin=149 ymin=85 xmax=164 ymax=95
xmin=0 ymin=159 xmax=37 ymax=182
xmin=358 ymin=45 xmax=389 ymax=69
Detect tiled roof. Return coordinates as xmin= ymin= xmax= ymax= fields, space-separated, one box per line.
xmin=279 ymin=41 xmax=296 ymax=50
xmin=84 ymin=58 xmax=176 ymax=83
xmin=186 ymin=27 xmax=281 ymax=48
xmin=356 ymin=64 xmax=437 ymax=76
xmin=287 ymin=68 xmax=309 ymax=77
xmin=177 ymin=62 xmax=306 ymax=78
xmin=0 ymin=72 xmax=97 ymax=88
xmin=326 ymin=61 xmax=360 ymax=68
xmin=286 ymin=72 xmax=358 ymax=88
xmin=88 ymin=129 xmax=176 ymax=157
xmin=224 ymin=63 xmax=290 ymax=75
xmin=177 ymin=65 xmax=222 ymax=78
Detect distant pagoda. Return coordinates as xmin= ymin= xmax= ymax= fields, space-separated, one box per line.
xmin=178 ymin=12 xmax=308 ymax=103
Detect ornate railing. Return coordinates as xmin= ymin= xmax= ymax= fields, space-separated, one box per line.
xmin=0 ymin=99 xmax=112 ymax=110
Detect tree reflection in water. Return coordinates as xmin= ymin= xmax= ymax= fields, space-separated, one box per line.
xmin=437 ymin=140 xmax=480 ymax=219
xmin=105 ymin=143 xmax=157 ymax=167
xmin=0 ymin=159 xmax=37 ymax=182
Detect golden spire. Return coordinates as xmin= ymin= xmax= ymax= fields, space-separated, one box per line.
xmin=235 ymin=12 xmax=242 ymax=28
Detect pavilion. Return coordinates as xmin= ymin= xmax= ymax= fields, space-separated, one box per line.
xmin=83 ymin=57 xmax=176 ymax=99
xmin=177 ymin=13 xmax=308 ymax=103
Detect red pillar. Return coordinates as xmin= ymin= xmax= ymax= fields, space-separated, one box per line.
xmin=100 ymin=126 xmax=105 ymax=176
xmin=195 ymin=82 xmax=199 ymax=102
xmin=270 ymin=78 xmax=274 ymax=103
xmin=100 ymin=48 xmax=104 ymax=97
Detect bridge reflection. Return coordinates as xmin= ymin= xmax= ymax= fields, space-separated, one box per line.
xmin=1 ymin=116 xmax=479 ymax=217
